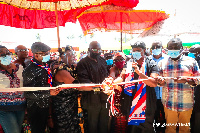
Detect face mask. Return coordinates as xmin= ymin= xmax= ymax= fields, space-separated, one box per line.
xmin=106 ymin=59 xmax=113 ymax=65
xmin=0 ymin=55 xmax=12 ymax=66
xmin=188 ymin=53 xmax=196 ymax=58
xmin=115 ymin=61 xmax=125 ymax=69
xmin=90 ymin=52 xmax=101 ymax=59
xmin=42 ymin=54 xmax=50 ymax=62
xmin=168 ymin=50 xmax=180 ymax=58
xmin=132 ymin=52 xmax=142 ymax=60
xmin=152 ymin=48 xmax=162 ymax=55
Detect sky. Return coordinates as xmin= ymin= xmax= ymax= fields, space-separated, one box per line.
xmin=0 ymin=0 xmax=200 ymax=50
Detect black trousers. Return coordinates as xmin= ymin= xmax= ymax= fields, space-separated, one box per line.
xmin=81 ymin=92 xmax=109 ymax=133
xmin=154 ymin=99 xmax=166 ymax=133
xmin=191 ymin=86 xmax=200 ymax=133
xmin=27 ymin=103 xmax=49 ymax=133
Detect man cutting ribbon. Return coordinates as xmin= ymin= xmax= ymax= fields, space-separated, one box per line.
xmin=120 ymin=41 xmax=159 ymax=133
xmin=156 ymin=38 xmax=200 ymax=133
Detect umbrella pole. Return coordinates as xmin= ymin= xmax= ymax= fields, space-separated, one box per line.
xmin=121 ymin=31 xmax=122 ymax=52
xmin=55 ymin=2 xmax=60 ymax=49
xmin=120 ymin=12 xmax=122 ymax=52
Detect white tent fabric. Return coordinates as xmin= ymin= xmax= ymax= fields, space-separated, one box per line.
xmin=139 ymin=15 xmax=200 ymax=38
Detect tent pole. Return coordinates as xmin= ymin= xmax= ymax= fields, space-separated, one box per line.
xmin=121 ymin=31 xmax=122 ymax=51
xmin=55 ymin=2 xmax=60 ymax=49
xmin=120 ymin=12 xmax=122 ymax=52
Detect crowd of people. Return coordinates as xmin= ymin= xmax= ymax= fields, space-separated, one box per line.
xmin=0 ymin=38 xmax=200 ymax=133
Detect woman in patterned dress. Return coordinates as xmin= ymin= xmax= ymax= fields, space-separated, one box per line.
xmin=0 ymin=45 xmax=26 ymax=133
xmin=50 ymin=46 xmax=94 ymax=133
xmin=109 ymin=52 xmax=127 ymax=133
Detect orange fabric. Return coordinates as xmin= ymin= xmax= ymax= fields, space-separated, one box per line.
xmin=0 ymin=0 xmax=139 ymax=29
xmin=0 ymin=3 xmax=88 ymax=29
xmin=78 ymin=9 xmax=169 ymax=35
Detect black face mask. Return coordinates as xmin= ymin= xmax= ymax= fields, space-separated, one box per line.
xmin=90 ymin=52 xmax=101 ymax=59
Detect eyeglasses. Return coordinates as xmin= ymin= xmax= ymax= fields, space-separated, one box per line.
xmin=91 ymin=48 xmax=102 ymax=52
xmin=18 ymin=49 xmax=28 ymax=52
xmin=36 ymin=52 xmax=50 ymax=56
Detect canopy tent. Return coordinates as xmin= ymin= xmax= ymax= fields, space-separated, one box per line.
xmin=0 ymin=0 xmax=139 ymax=49
xmin=77 ymin=4 xmax=169 ymax=51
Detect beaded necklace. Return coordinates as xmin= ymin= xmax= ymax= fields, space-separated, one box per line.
xmin=31 ymin=59 xmax=52 ymax=87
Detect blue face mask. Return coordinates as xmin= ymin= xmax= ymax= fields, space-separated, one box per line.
xmin=42 ymin=54 xmax=50 ymax=62
xmin=106 ymin=59 xmax=113 ymax=65
xmin=152 ymin=48 xmax=162 ymax=55
xmin=168 ymin=50 xmax=180 ymax=58
xmin=0 ymin=55 xmax=12 ymax=66
xmin=132 ymin=52 xmax=142 ymax=60
xmin=188 ymin=53 xmax=196 ymax=58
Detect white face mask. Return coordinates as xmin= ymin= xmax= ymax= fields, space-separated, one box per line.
xmin=132 ymin=52 xmax=142 ymax=60
xmin=152 ymin=48 xmax=162 ymax=55
xmin=0 ymin=55 xmax=12 ymax=66
xmin=42 ymin=54 xmax=50 ymax=62
xmin=168 ymin=50 xmax=181 ymax=58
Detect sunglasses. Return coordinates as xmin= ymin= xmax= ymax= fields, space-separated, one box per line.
xmin=91 ymin=48 xmax=102 ymax=52
xmin=17 ymin=49 xmax=28 ymax=52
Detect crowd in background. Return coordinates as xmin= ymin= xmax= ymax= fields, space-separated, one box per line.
xmin=0 ymin=39 xmax=199 ymax=133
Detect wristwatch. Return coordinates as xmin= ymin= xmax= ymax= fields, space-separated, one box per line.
xmin=93 ymin=87 xmax=101 ymax=94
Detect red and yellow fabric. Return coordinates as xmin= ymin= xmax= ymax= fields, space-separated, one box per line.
xmin=0 ymin=3 xmax=84 ymax=28
xmin=77 ymin=5 xmax=169 ymax=35
xmin=0 ymin=0 xmax=139 ymax=29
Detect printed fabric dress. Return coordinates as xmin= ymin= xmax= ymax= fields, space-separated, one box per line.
xmin=51 ymin=63 xmax=81 ymax=133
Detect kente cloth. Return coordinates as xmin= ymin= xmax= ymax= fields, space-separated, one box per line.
xmin=124 ymin=60 xmax=147 ymax=125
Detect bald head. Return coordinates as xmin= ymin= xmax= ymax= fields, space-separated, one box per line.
xmin=88 ymin=41 xmax=102 ymax=59
xmin=89 ymin=41 xmax=101 ymax=49
xmin=15 ymin=45 xmax=27 ymax=53
xmin=15 ymin=45 xmax=28 ymax=59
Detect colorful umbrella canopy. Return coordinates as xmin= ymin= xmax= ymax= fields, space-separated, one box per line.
xmin=77 ymin=5 xmax=169 ymax=50
xmin=2 ymin=0 xmax=138 ymax=11
xmin=2 ymin=0 xmax=107 ymax=11
xmin=0 ymin=0 xmax=139 ymax=49
xmin=0 ymin=3 xmax=84 ymax=29
xmin=78 ymin=5 xmax=169 ymax=35
xmin=0 ymin=0 xmax=139 ymax=29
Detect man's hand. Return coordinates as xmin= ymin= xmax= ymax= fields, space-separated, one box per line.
xmin=102 ymin=77 xmax=114 ymax=89
xmin=101 ymin=77 xmax=114 ymax=95
xmin=132 ymin=62 xmax=140 ymax=74
xmin=155 ymin=76 xmax=166 ymax=86
xmin=173 ymin=77 xmax=187 ymax=83
xmin=50 ymin=88 xmax=62 ymax=96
